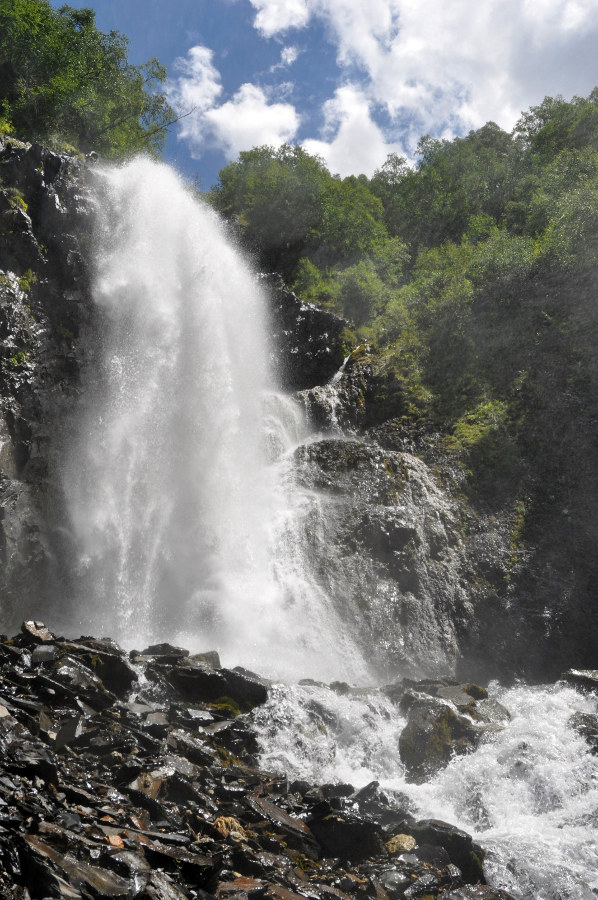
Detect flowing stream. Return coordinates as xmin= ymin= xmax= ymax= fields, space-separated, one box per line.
xmin=63 ymin=159 xmax=598 ymax=899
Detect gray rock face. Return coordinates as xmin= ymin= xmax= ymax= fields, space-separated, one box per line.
xmin=264 ymin=273 xmax=349 ymax=391
xmin=292 ymin=438 xmax=471 ymax=678
xmin=0 ymin=138 xmax=94 ymax=628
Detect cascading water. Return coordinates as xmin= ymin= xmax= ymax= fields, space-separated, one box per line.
xmin=252 ymin=680 xmax=598 ymax=900
xmin=62 ymin=158 xmax=369 ymax=683
xmin=60 ymin=158 xmax=598 ymax=899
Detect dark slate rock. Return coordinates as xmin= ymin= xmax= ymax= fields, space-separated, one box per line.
xmin=165 ymin=662 xmax=230 ymax=702
xmin=405 ymin=820 xmax=485 ymax=884
xmin=399 ymin=698 xmax=480 ymax=783
xmin=308 ymin=807 xmax=384 ymax=862
xmin=561 ymin=669 xmax=598 ymax=693
xmin=226 ymin=667 xmax=270 ymax=709
xmin=0 ymin=619 xmax=503 ymax=899
xmin=264 ymin=274 xmax=348 ymax=391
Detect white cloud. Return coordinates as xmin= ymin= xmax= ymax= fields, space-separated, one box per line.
xmin=303 ymin=85 xmax=404 ymax=177
xmin=169 ymin=46 xmax=223 ymax=116
xmin=168 ymin=47 xmax=299 ymax=160
xmin=248 ymin=0 xmax=598 ymax=156
xmin=270 ymin=45 xmax=300 ymax=72
xmin=170 ymin=2 xmax=598 ymax=178
xmin=204 ymin=83 xmax=300 ymax=158
xmin=249 ymin=0 xmax=310 ymax=36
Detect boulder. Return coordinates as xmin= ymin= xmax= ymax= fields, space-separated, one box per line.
xmin=404 ymin=820 xmax=486 ymax=884
xmin=399 ymin=698 xmax=481 ymax=783
xmin=263 ymin=274 xmax=348 ymax=390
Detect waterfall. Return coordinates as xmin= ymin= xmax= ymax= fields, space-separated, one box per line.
xmin=58 ymin=158 xmax=598 ymax=899
xmin=62 ymin=158 xmax=369 ymax=683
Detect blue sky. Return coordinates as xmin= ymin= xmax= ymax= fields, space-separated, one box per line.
xmin=52 ymin=0 xmax=598 ymax=188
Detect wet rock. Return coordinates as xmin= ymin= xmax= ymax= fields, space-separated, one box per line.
xmin=569 ymin=711 xmax=598 ymax=752
xmin=21 ymin=621 xmax=54 ymax=643
xmin=399 ymin=699 xmax=480 ymax=782
xmin=0 ymin=623 xmax=502 ymax=899
xmin=308 ymin=807 xmax=384 ymax=862
xmin=264 ymin=274 xmax=348 ymax=391
xmin=561 ymin=669 xmax=598 ymax=693
xmin=404 ymin=821 xmax=485 ymax=884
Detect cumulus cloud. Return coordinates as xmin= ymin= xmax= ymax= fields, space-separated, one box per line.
xmin=270 ymin=45 xmax=300 ymax=72
xmin=168 ymin=46 xmax=299 ymax=159
xmin=303 ymin=85 xmax=405 ymax=177
xmin=204 ymin=83 xmax=300 ymax=158
xmin=170 ymin=2 xmax=598 ymax=178
xmin=248 ymin=0 xmax=310 ymax=36
xmin=248 ymin=0 xmax=598 ymax=154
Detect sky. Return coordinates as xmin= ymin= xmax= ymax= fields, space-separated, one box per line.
xmin=51 ymin=0 xmax=598 ymax=188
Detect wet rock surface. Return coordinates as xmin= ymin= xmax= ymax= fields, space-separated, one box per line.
xmin=292 ymin=439 xmax=471 ymax=678
xmin=382 ymin=679 xmax=509 ymax=783
xmin=264 ymin=275 xmax=348 ymax=392
xmin=0 ymin=622 xmax=496 ymax=899
xmin=0 ymin=138 xmax=94 ymax=627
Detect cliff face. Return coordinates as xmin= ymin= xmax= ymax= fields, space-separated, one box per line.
xmin=0 ymin=138 xmax=92 ymax=626
xmin=0 ymin=139 xmax=593 ymax=683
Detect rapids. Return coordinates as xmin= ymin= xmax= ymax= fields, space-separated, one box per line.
xmin=253 ymin=680 xmax=598 ymax=900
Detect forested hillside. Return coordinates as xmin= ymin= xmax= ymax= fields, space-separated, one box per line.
xmin=209 ymin=95 xmax=598 ymax=674
xmin=0 ymin=0 xmax=173 ymax=155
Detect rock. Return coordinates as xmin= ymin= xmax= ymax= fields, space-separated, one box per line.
xmin=399 ymin=698 xmax=481 ymax=782
xmin=264 ymin=274 xmax=348 ymax=391
xmin=569 ymin=711 xmax=598 ymax=752
xmin=21 ymin=620 xmax=54 ymax=643
xmin=561 ymin=669 xmax=598 ymax=693
xmin=404 ymin=820 xmax=486 ymax=884
xmin=292 ymin=438 xmax=469 ymax=677
xmin=0 ymin=618 xmax=503 ymax=899
xmin=386 ymin=834 xmax=417 ymax=854
xmin=308 ymin=806 xmax=384 ymax=862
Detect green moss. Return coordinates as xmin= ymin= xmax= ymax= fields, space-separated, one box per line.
xmin=57 ymin=326 xmax=75 ymax=341
xmin=510 ymin=499 xmax=527 ymax=552
xmin=6 ymin=350 xmax=29 ymax=367
xmin=18 ymin=269 xmax=36 ymax=292
xmin=209 ymin=695 xmax=242 ymax=717
xmin=444 ymin=400 xmax=509 ymax=453
xmin=4 ymin=187 xmax=28 ymax=212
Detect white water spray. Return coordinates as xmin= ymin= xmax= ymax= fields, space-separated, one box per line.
xmin=63 ymin=158 xmax=369 ymax=682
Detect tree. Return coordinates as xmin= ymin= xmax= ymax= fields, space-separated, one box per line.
xmin=0 ymin=0 xmax=174 ymax=155
xmin=209 ymin=144 xmax=332 ymax=275
xmin=514 ymin=91 xmax=598 ymax=163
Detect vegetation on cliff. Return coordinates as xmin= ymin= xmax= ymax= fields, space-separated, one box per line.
xmin=0 ymin=0 xmax=174 ymax=155
xmin=210 ymin=91 xmax=598 ymax=671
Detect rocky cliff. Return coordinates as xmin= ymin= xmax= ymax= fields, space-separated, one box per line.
xmin=0 ymin=138 xmax=593 ymax=684
xmin=0 ymin=138 xmax=94 ymax=629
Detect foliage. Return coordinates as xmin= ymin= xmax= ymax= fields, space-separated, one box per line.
xmin=0 ymin=0 xmax=174 ymax=155
xmin=208 ymin=144 xmax=332 ymax=275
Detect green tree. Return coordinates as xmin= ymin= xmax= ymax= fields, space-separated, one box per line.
xmin=515 ymin=90 xmax=598 ymax=163
xmin=208 ymin=144 xmax=332 ymax=275
xmin=0 ymin=0 xmax=174 ymax=155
